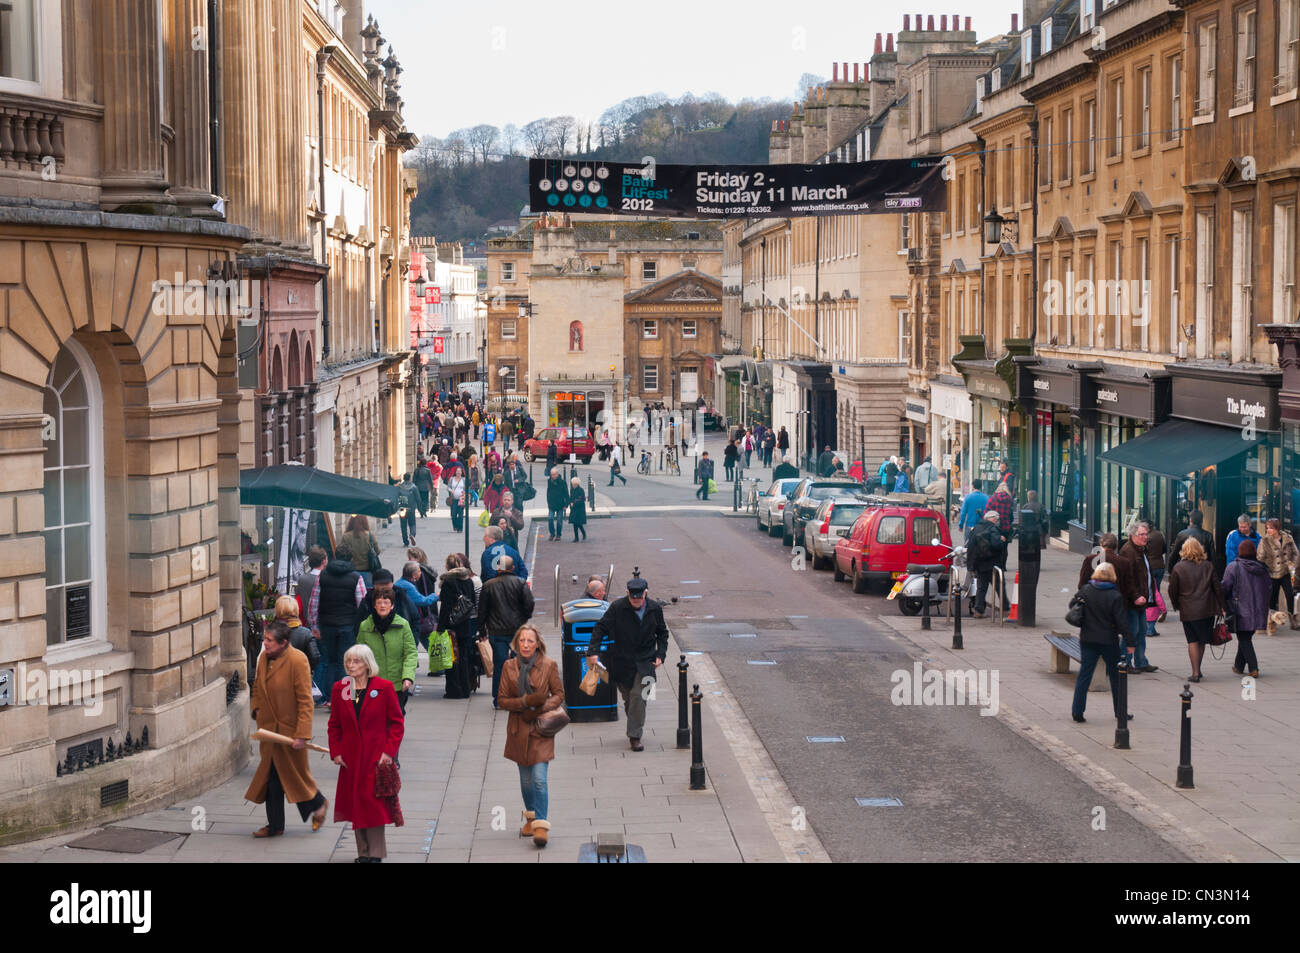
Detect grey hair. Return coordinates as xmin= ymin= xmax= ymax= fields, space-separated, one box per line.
xmin=484 ymin=526 xmax=504 ymax=542
xmin=403 ymin=560 xmax=421 ymax=581
xmin=1238 ymin=513 xmax=1253 ymax=525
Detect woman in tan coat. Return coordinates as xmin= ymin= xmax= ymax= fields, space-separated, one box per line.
xmin=1259 ymin=518 xmax=1299 ymax=628
xmin=246 ymin=619 xmax=328 ymax=837
xmin=497 ymin=624 xmax=564 ymax=848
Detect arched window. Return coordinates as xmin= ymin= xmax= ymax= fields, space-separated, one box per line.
xmin=42 ymin=340 xmax=104 ymax=650
xmin=270 ymin=345 xmax=284 ymax=392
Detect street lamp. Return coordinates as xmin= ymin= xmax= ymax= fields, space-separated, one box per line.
xmin=982 ymin=210 xmax=1007 ymax=246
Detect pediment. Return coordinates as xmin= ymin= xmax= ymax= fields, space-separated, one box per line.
xmin=1121 ymin=191 xmax=1153 ymax=218
xmin=625 ymin=268 xmax=722 ymax=304
xmin=1049 ymin=216 xmax=1074 ymax=239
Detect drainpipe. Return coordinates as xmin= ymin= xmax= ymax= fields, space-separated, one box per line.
xmin=316 ymin=46 xmax=337 ymax=361
xmin=976 ymin=134 xmax=987 ymax=336
xmin=207 ymin=0 xmax=222 ymax=200
xmin=1028 ymin=119 xmax=1039 ymax=343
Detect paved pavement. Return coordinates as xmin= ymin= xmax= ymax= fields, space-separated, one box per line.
xmin=873 ymin=539 xmax=1300 ymax=863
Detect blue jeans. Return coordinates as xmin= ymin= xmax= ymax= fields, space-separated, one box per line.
xmin=1072 ymin=641 xmax=1122 ymax=719
xmin=548 ymin=508 xmax=565 ymax=537
xmin=316 ymin=623 xmax=354 ymax=698
xmin=1127 ymin=609 xmax=1150 ymax=668
xmin=518 ymin=762 xmax=549 ymax=820
xmin=490 ymin=635 xmax=514 ymax=706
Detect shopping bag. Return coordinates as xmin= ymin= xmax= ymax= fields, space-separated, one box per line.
xmin=476 ymin=638 xmax=494 ymax=677
xmin=477 ymin=509 xmax=491 ymax=528
xmin=1145 ymin=588 xmax=1166 ymax=623
xmin=707 ymin=478 xmax=717 ymax=493
xmin=579 ymin=666 xmax=600 ymax=696
xmin=428 ymin=630 xmax=455 ymax=673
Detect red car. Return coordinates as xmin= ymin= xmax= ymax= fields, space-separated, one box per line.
xmin=833 ymin=503 xmax=952 ymax=594
xmin=523 ymin=427 xmax=595 ymax=464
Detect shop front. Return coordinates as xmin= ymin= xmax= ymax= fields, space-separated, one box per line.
xmin=929 ymin=378 xmax=973 ymax=494
xmin=1087 ymin=367 xmax=1171 ymax=544
xmin=961 ymin=363 xmax=1023 ymax=494
xmin=904 ymin=395 xmax=929 ymax=467
xmin=544 ymin=387 xmax=608 ymax=431
xmin=1099 ymin=364 xmax=1280 ymax=571
xmin=1265 ymin=325 xmax=1300 ymax=535
xmin=1016 ymin=359 xmax=1094 ymax=543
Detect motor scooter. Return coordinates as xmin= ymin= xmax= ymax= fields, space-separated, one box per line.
xmin=888 ymin=542 xmax=970 ymax=617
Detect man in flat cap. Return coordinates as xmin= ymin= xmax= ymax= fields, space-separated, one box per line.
xmin=587 ymin=577 xmax=669 ymax=751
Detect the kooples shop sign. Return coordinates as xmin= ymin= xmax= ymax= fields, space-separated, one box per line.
xmin=1173 ymin=376 xmax=1280 ymax=430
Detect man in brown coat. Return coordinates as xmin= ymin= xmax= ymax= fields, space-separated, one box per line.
xmin=246 ymin=620 xmax=328 ymax=837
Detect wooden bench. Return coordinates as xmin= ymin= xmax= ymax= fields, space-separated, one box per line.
xmin=1044 ymin=632 xmax=1110 ymax=693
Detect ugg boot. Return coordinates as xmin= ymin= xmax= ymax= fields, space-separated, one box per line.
xmin=520 ymin=810 xmax=535 ymax=837
xmin=1291 ymin=612 xmax=1299 ymax=631
xmin=532 ymin=819 xmax=550 ymax=848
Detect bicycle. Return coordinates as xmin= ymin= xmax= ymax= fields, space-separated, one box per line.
xmin=665 ymin=446 xmax=681 ymax=476
xmin=745 ymin=478 xmax=761 ymax=515
xmin=637 ymin=449 xmax=651 ymax=475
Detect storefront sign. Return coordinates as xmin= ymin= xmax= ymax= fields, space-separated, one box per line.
xmin=1171 ymin=372 xmax=1280 ymax=431
xmin=1090 ymin=374 xmax=1165 ymax=422
xmin=904 ymin=398 xmax=929 ymax=423
xmin=930 ymin=382 xmax=973 ymax=423
xmin=966 ymin=371 xmax=1012 ymax=402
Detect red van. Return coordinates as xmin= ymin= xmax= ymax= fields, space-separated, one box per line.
xmin=833 ymin=504 xmax=952 ymax=594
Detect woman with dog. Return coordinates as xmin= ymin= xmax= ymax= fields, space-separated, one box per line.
xmin=1221 ymin=540 xmax=1272 ymax=679
xmin=1167 ymin=538 xmax=1224 ymax=683
xmin=1259 ymin=519 xmax=1299 ymax=630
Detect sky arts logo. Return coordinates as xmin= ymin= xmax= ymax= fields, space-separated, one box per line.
xmin=884 ymin=197 xmax=923 ymax=209
xmin=49 ymin=883 xmax=151 ymax=933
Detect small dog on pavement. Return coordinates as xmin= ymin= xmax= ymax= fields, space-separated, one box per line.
xmin=1266 ymin=610 xmax=1290 ymax=637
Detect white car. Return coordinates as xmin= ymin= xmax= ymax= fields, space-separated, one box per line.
xmin=757 ymin=478 xmax=802 ymax=536
xmin=803 ymin=497 xmax=873 ymax=570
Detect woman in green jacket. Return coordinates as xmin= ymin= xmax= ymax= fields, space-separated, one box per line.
xmin=356 ymin=586 xmax=417 ymax=712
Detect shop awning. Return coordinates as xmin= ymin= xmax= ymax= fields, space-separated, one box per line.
xmin=1097 ymin=418 xmax=1258 ymax=480
xmin=239 ymin=464 xmax=399 ymax=519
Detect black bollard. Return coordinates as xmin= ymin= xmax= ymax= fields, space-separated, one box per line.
xmin=921 ymin=571 xmax=932 ymax=630
xmin=1114 ymin=654 xmax=1131 ymax=750
xmin=732 ymin=478 xmax=739 ymax=512
xmin=951 ymin=576 xmax=964 ymax=649
xmin=676 ymin=655 xmax=691 ymax=748
xmin=1176 ymin=682 xmax=1194 ymax=788
xmin=587 ymin=475 xmax=595 ymax=511
xmin=689 ymin=684 xmax=706 ymax=790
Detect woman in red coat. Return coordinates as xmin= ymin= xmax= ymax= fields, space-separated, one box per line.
xmin=328 ymin=643 xmax=405 ymax=862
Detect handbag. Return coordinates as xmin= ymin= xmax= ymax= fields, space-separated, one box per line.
xmin=1209 ymin=615 xmax=1233 ymax=647
xmin=447 ymin=593 xmax=474 ymax=627
xmin=515 ymin=481 xmax=537 ymax=502
xmin=1065 ymin=590 xmax=1086 ymax=628
xmin=374 ymin=760 xmax=404 ymax=828
xmin=534 ymin=705 xmax=571 ymax=737
xmin=476 ymin=638 xmax=494 ymax=677
xmin=1145 ymin=588 xmax=1167 ymax=623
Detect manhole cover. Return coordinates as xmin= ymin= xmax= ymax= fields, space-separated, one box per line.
xmin=65 ymin=828 xmax=183 ymax=853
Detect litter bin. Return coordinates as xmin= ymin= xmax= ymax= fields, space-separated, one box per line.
xmin=560 ymin=598 xmax=618 ymax=722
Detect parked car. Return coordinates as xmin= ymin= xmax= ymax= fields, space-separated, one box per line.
xmin=781 ymin=478 xmax=863 ymax=546
xmin=523 ymin=427 xmax=595 ymax=464
xmin=803 ymin=498 xmax=873 ymax=570
xmin=757 ymin=478 xmax=803 ymax=535
xmin=833 ymin=504 xmax=952 ymax=594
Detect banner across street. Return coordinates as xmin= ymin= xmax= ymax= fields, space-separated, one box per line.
xmin=529 ymin=156 xmax=947 ymax=218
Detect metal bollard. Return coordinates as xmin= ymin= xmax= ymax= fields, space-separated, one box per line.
xmin=693 ymin=458 xmax=699 ymax=485
xmin=921 ymin=570 xmax=932 ymax=630
xmin=587 ymin=475 xmax=595 ymax=511
xmin=951 ymin=579 xmax=963 ymax=649
xmin=689 ymin=684 xmax=706 ymax=790
xmin=1176 ymin=682 xmax=1194 ymax=788
xmin=733 ymin=479 xmax=740 ymax=512
xmin=676 ymin=655 xmax=690 ymax=748
xmin=1114 ymin=655 xmax=1131 ymax=749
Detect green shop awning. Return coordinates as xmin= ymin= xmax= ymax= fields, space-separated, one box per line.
xmin=1098 ymin=418 xmax=1259 ymax=480
xmin=239 ymin=465 xmax=398 ymax=519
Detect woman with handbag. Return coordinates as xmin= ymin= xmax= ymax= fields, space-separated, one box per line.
xmin=568 ymin=476 xmax=588 ymax=542
xmin=497 ymin=623 xmax=565 ymax=848
xmin=437 ymin=553 xmax=478 ymax=699
xmin=1222 ymin=539 xmax=1272 ymax=678
xmin=1068 ymin=563 xmax=1134 ymax=724
xmin=328 ymin=643 xmax=405 ymax=863
xmin=1167 ymin=538 xmax=1224 ymax=682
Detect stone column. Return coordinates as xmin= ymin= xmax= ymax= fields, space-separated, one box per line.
xmin=97 ymin=0 xmax=172 ymax=209
xmin=217 ymin=389 xmax=245 ymax=678
xmin=221 ymin=0 xmax=264 ymax=240
xmin=166 ymin=0 xmax=219 ymax=214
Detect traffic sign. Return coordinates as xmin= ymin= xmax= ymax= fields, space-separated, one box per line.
xmin=425 ymin=286 xmax=441 ymax=305
xmin=433 ymin=337 xmax=444 ymax=354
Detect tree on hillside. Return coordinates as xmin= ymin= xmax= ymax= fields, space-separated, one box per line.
xmin=548 ymin=115 xmax=577 ymax=156
xmin=521 ymin=118 xmax=550 ymax=157
xmin=500 ymin=123 xmax=520 ymax=156
xmin=467 ymin=124 xmax=499 ymax=163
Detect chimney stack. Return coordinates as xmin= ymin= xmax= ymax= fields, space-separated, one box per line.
xmin=927 ymin=14 xmax=935 ymax=30
xmin=886 ymin=33 xmax=894 ymax=52
xmin=1011 ymin=12 xmax=1018 ymax=32
xmin=903 ymin=14 xmax=910 ymax=30
xmin=965 ymin=16 xmax=972 ymax=30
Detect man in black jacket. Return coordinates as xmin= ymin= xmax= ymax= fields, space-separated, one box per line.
xmin=412 ymin=456 xmax=433 ymax=516
xmin=1169 ymin=509 xmax=1216 ymax=574
xmin=546 ymin=467 xmax=568 ymax=541
xmin=968 ymin=511 xmax=1007 ymax=618
xmin=477 ymin=555 xmax=535 ymax=706
xmin=586 ymin=577 xmax=670 ymax=751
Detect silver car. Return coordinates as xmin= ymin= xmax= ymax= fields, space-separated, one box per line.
xmin=803 ymin=497 xmax=872 ymax=570
xmin=757 ymin=478 xmax=803 ymax=536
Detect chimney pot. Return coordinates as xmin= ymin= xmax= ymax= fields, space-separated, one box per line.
xmin=853 ymin=63 xmax=860 ymax=82
xmin=865 ymin=62 xmax=870 ymax=80
xmin=1011 ymin=13 xmax=1018 ymax=32
xmin=833 ymin=63 xmax=839 ymax=82
xmin=886 ymin=33 xmax=894 ymax=52
xmin=874 ymin=33 xmax=883 ymax=54
xmin=965 ymin=16 xmax=971 ymax=30
xmin=927 ymin=15 xmax=935 ymax=30
xmin=903 ymin=14 xmax=910 ymax=30
xmin=940 ymin=15 xmax=947 ymax=30
xmin=843 ymin=61 xmax=849 ymax=81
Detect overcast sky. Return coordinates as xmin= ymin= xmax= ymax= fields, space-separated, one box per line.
xmin=367 ymin=0 xmax=1021 ymax=140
